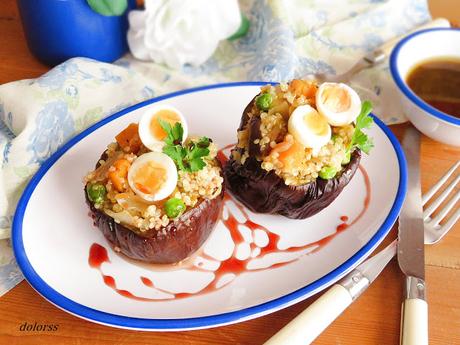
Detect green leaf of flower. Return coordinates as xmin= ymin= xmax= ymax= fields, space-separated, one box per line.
xmin=227 ymin=13 xmax=250 ymax=41
xmin=87 ymin=0 xmax=128 ymax=16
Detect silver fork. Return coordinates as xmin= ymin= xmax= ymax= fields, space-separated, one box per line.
xmin=423 ymin=161 xmax=460 ymax=244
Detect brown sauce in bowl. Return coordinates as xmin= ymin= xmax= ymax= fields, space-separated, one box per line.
xmin=406 ymin=57 xmax=460 ymax=118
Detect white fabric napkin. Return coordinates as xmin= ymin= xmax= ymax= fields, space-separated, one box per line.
xmin=0 ymin=0 xmax=431 ymax=296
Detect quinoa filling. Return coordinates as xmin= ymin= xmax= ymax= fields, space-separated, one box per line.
xmin=85 ymin=135 xmax=223 ymax=233
xmin=232 ymin=81 xmax=364 ymax=186
xmin=84 ymin=113 xmax=223 ymax=234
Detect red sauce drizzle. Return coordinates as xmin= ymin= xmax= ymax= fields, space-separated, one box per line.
xmin=349 ymin=165 xmax=371 ymax=227
xmin=88 ymin=243 xmax=110 ymax=269
xmin=89 ymin=244 xmax=152 ymax=301
xmin=140 ymin=276 xmax=154 ymax=287
xmin=88 ymin=146 xmax=371 ymax=301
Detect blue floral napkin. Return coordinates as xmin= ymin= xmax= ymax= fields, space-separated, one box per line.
xmin=0 ymin=0 xmax=431 ymax=296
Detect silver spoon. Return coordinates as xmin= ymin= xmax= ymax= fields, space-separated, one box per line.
xmin=305 ymin=18 xmax=450 ymax=83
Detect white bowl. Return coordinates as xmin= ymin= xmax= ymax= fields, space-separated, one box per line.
xmin=390 ymin=28 xmax=460 ymax=146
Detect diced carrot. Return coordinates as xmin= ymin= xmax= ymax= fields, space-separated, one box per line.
xmin=289 ymin=79 xmax=317 ymax=99
xmin=108 ymin=159 xmax=130 ymax=192
xmin=113 ymin=159 xmax=130 ymax=171
xmin=270 ymin=137 xmax=294 ymax=156
xmin=114 ymin=193 xmax=129 ymax=199
xmin=115 ymin=123 xmax=142 ymax=153
xmin=278 ymin=139 xmax=305 ymax=170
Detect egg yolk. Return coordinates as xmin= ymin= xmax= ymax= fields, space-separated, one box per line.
xmin=150 ymin=110 xmax=181 ymax=140
xmin=303 ymin=110 xmax=329 ymax=136
xmin=320 ymin=85 xmax=351 ymax=113
xmin=132 ymin=161 xmax=167 ymax=195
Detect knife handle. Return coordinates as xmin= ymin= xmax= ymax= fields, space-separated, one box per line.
xmin=263 ymin=284 xmax=352 ymax=345
xmin=400 ymin=298 xmax=428 ymax=345
xmin=400 ymin=276 xmax=428 ymax=345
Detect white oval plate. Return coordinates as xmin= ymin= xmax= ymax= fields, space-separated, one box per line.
xmin=13 ymin=82 xmax=406 ymax=331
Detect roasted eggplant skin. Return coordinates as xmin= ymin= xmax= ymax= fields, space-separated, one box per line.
xmin=224 ymin=149 xmax=361 ymax=219
xmin=224 ymin=94 xmax=361 ymax=219
xmin=86 ymin=156 xmax=224 ymax=264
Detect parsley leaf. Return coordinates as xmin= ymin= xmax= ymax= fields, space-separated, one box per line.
xmin=185 ymin=140 xmax=210 ymax=172
xmin=188 ymin=157 xmax=207 ymax=171
xmin=352 ymin=129 xmax=374 ymax=154
xmin=158 ymin=119 xmax=183 ymax=146
xmin=163 ymin=145 xmax=186 ymax=171
xmin=350 ymin=101 xmax=374 ymax=154
xmin=196 ymin=136 xmax=211 ymax=148
xmin=171 ymin=122 xmax=184 ymax=145
xmin=159 ymin=119 xmax=211 ymax=172
xmin=355 ymin=101 xmax=373 ymax=130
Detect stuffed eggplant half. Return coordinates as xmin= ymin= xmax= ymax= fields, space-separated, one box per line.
xmin=84 ymin=105 xmax=224 ymax=264
xmin=224 ymin=80 xmax=374 ymax=219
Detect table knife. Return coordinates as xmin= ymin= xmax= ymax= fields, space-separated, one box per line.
xmin=398 ymin=127 xmax=428 ymax=345
xmin=264 ymin=241 xmax=397 ymax=345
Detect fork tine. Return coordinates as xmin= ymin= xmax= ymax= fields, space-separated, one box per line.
xmin=431 ymin=189 xmax=460 ymax=226
xmin=422 ymin=161 xmax=460 ymax=205
xmin=423 ymin=175 xmax=460 ymax=219
xmin=439 ymin=208 xmax=460 ymax=238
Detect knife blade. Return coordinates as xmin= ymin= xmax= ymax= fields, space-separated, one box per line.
xmin=398 ymin=128 xmax=425 ymax=280
xmin=398 ymin=127 xmax=428 ymax=345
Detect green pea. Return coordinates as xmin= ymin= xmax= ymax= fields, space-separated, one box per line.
xmin=87 ymin=183 xmax=106 ymax=204
xmin=341 ymin=150 xmax=351 ymax=165
xmin=256 ymin=93 xmax=272 ymax=111
xmin=319 ymin=166 xmax=338 ymax=180
xmin=164 ymin=198 xmax=186 ymax=219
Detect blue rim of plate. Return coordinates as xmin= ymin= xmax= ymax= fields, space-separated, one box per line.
xmin=389 ymin=27 xmax=460 ymax=127
xmin=13 ymin=82 xmax=407 ymax=330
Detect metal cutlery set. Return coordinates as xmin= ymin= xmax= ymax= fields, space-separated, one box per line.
xmin=265 ymin=128 xmax=459 ymax=345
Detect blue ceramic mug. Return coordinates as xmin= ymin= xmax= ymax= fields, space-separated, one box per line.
xmin=17 ymin=0 xmax=136 ymax=66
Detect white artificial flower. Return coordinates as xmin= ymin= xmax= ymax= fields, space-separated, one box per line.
xmin=127 ymin=0 xmax=241 ymax=69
